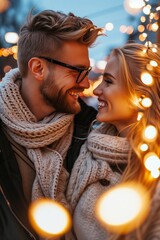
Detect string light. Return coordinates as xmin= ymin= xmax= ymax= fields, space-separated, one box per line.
xmin=141 ymin=72 xmax=153 ymax=85
xmin=139 ymin=143 xmax=149 ymax=152
xmin=143 ymin=125 xmax=157 ymax=142
xmin=144 ymin=152 xmax=160 ymax=173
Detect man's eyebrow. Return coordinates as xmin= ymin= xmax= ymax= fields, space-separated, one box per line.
xmin=103 ymin=72 xmax=116 ymax=79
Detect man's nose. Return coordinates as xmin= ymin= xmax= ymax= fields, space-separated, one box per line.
xmin=78 ymin=76 xmax=90 ymax=89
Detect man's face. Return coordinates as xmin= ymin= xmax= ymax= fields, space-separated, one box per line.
xmin=40 ymin=41 xmax=90 ymax=114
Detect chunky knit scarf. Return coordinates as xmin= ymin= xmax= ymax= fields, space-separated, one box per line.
xmin=67 ymin=123 xmax=160 ymax=240
xmin=0 ymin=68 xmax=74 ymax=207
xmin=67 ymin=123 xmax=130 ymax=210
xmin=66 ymin=123 xmax=129 ymax=240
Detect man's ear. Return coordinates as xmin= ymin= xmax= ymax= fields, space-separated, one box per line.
xmin=28 ymin=57 xmax=45 ymax=80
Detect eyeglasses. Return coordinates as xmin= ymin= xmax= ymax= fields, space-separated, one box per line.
xmin=38 ymin=56 xmax=92 ymax=84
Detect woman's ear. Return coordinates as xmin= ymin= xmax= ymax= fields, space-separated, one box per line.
xmin=28 ymin=57 xmax=45 ymax=81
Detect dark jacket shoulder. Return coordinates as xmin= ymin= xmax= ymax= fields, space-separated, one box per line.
xmin=66 ymin=98 xmax=97 ymax=173
xmin=0 ymin=124 xmax=39 ymax=240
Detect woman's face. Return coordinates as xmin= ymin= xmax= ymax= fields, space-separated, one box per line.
xmin=93 ymin=53 xmax=137 ymax=135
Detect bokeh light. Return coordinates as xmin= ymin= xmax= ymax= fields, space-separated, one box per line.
xmin=95 ymin=182 xmax=150 ymax=234
xmin=28 ymin=198 xmax=72 ymax=238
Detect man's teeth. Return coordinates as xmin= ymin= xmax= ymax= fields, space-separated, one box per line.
xmin=69 ymin=91 xmax=79 ymax=97
xmin=98 ymin=101 xmax=106 ymax=108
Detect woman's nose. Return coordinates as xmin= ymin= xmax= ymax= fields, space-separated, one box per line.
xmin=93 ymin=84 xmax=102 ymax=96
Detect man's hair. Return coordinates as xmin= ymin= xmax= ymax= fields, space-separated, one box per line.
xmin=17 ymin=10 xmax=103 ymax=77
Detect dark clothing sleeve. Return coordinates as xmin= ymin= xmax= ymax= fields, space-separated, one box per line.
xmin=66 ymin=98 xmax=97 ymax=173
xmin=0 ymin=124 xmax=39 ymax=240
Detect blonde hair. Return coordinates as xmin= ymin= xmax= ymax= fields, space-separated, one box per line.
xmin=18 ymin=10 xmax=103 ymax=77
xmin=109 ymin=43 xmax=160 ymax=239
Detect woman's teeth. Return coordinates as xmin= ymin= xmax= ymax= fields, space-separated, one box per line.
xmin=98 ymin=101 xmax=106 ymax=108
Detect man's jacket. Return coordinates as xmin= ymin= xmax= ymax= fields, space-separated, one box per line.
xmin=0 ymin=124 xmax=39 ymax=240
xmin=0 ymin=98 xmax=97 ymax=240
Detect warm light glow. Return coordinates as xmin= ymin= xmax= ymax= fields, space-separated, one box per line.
xmin=83 ymin=84 xmax=94 ymax=97
xmin=144 ymin=41 xmax=152 ymax=48
xmin=151 ymin=22 xmax=159 ymax=32
xmin=151 ymin=169 xmax=160 ymax=179
xmin=146 ymin=64 xmax=153 ymax=71
xmin=139 ymin=34 xmax=146 ymax=42
xmin=28 ymin=198 xmax=72 ymax=238
xmin=142 ymin=32 xmax=147 ymax=38
xmin=105 ymin=22 xmax=114 ymax=31
xmin=0 ymin=0 xmax=10 ymax=13
xmin=119 ymin=25 xmax=127 ymax=33
xmin=141 ymin=72 xmax=153 ymax=85
xmin=5 ymin=32 xmax=19 ymax=44
xmin=11 ymin=45 xmax=18 ymax=53
xmin=124 ymin=0 xmax=145 ymax=15
xmin=141 ymin=97 xmax=152 ymax=108
xmin=143 ymin=6 xmax=151 ymax=15
xmin=151 ymin=47 xmax=157 ymax=53
xmin=144 ymin=152 xmax=160 ymax=171
xmin=137 ymin=112 xmax=143 ymax=121
xmin=140 ymin=16 xmax=146 ymax=22
xmin=140 ymin=143 xmax=148 ymax=152
xmin=149 ymin=60 xmax=158 ymax=67
xmin=143 ymin=125 xmax=157 ymax=141
xmin=96 ymin=60 xmax=107 ymax=70
xmin=138 ymin=25 xmax=145 ymax=32
xmin=96 ymin=182 xmax=150 ymax=234
xmin=126 ymin=26 xmax=134 ymax=34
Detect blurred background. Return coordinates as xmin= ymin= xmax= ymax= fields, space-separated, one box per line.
xmin=0 ymin=0 xmax=159 ymax=99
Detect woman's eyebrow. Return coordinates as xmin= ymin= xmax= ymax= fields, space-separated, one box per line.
xmin=103 ymin=72 xmax=116 ymax=79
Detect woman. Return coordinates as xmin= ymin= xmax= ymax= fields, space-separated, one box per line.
xmin=66 ymin=43 xmax=160 ymax=240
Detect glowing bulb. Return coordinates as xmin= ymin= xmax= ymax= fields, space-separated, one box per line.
xmin=144 ymin=41 xmax=152 ymax=47
xmin=151 ymin=48 xmax=157 ymax=53
xmin=95 ymin=182 xmax=150 ymax=234
xmin=0 ymin=0 xmax=10 ymax=13
xmin=140 ymin=16 xmax=146 ymax=22
xmin=28 ymin=198 xmax=72 ymax=238
xmin=144 ymin=152 xmax=160 ymax=171
xmin=146 ymin=64 xmax=153 ymax=71
xmin=137 ymin=112 xmax=143 ymax=121
xmin=141 ymin=72 xmax=153 ymax=85
xmin=151 ymin=169 xmax=160 ymax=179
xmin=149 ymin=60 xmax=158 ymax=67
xmin=141 ymin=97 xmax=152 ymax=108
xmin=143 ymin=125 xmax=157 ymax=141
xmin=140 ymin=143 xmax=148 ymax=152
xmin=143 ymin=6 xmax=151 ymax=15
xmin=105 ymin=22 xmax=114 ymax=31
xmin=124 ymin=0 xmax=145 ymax=15
xmin=151 ymin=23 xmax=159 ymax=32
xmin=5 ymin=32 xmax=19 ymax=44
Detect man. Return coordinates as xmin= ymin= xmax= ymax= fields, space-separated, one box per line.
xmin=0 ymin=10 xmax=103 ymax=240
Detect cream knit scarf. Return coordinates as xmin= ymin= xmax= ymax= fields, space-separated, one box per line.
xmin=67 ymin=123 xmax=130 ymax=211
xmin=0 ymin=68 xmax=74 ymax=207
xmin=67 ymin=123 xmax=160 ymax=240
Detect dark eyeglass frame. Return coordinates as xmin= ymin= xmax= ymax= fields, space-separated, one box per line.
xmin=38 ymin=56 xmax=92 ymax=84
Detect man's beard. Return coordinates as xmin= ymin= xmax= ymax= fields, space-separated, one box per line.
xmin=40 ymin=78 xmax=81 ymax=114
